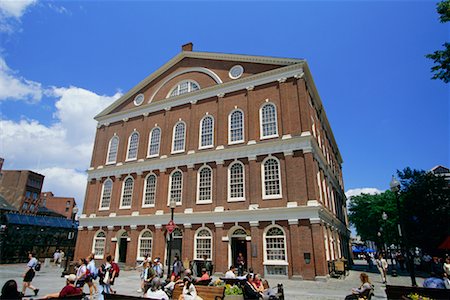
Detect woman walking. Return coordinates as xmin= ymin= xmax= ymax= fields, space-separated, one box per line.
xmin=21 ymin=252 xmax=39 ymax=296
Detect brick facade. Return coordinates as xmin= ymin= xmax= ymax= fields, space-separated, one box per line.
xmin=75 ymin=47 xmax=350 ymax=280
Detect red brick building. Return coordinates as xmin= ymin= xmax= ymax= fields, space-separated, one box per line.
xmin=75 ymin=44 xmax=350 ymax=280
xmin=41 ymin=192 xmax=77 ymax=219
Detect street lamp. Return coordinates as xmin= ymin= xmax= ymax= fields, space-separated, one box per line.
xmin=390 ymin=175 xmax=416 ymax=286
xmin=62 ymin=205 xmax=79 ymax=276
xmin=382 ymin=211 xmax=397 ymax=276
xmin=166 ymin=198 xmax=176 ymax=280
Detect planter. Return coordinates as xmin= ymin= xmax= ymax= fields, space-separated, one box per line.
xmin=224 ymin=295 xmax=244 ymax=300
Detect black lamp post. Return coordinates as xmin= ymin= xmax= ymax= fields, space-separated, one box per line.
xmin=382 ymin=211 xmax=397 ymax=277
xmin=166 ymin=198 xmax=176 ymax=280
xmin=62 ymin=205 xmax=78 ymax=276
xmin=390 ymin=176 xmax=416 ymax=286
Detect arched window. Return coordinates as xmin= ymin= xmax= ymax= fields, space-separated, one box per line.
xmin=199 ymin=115 xmax=214 ymax=149
xmin=263 ymin=225 xmax=287 ymax=275
xmin=262 ymin=157 xmax=282 ymax=199
xmin=148 ymin=127 xmax=161 ymax=157
xmin=142 ymin=174 xmax=157 ymax=207
xmin=168 ymin=80 xmax=200 ymax=98
xmin=168 ymin=170 xmax=183 ymax=205
xmin=228 ymin=161 xmax=245 ymax=201
xmin=228 ymin=109 xmax=244 ymax=144
xmin=197 ymin=166 xmax=212 ymax=203
xmin=106 ymin=135 xmax=119 ymax=164
xmin=120 ymin=176 xmax=134 ymax=208
xmin=99 ymin=179 xmax=113 ymax=210
xmin=137 ymin=230 xmax=153 ymax=260
xmin=171 ymin=122 xmax=186 ymax=153
xmin=195 ymin=228 xmax=212 ymax=260
xmin=126 ymin=131 xmax=140 ymax=161
xmin=260 ymin=103 xmax=278 ymax=139
xmin=93 ymin=231 xmax=106 ymax=259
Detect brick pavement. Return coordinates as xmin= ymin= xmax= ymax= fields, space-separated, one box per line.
xmin=0 ymin=260 xmax=425 ymax=300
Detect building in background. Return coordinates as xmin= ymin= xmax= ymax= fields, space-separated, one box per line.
xmin=41 ymin=192 xmax=77 ymax=219
xmin=431 ymin=165 xmax=450 ymax=187
xmin=75 ymin=44 xmax=349 ymax=280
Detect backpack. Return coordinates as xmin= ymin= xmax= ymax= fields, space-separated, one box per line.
xmin=88 ymin=262 xmax=99 ymax=280
xmin=34 ymin=262 xmax=41 ymax=272
xmin=111 ymin=262 xmax=120 ymax=277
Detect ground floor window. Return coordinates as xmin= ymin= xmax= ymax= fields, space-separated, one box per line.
xmin=93 ymin=231 xmax=106 ymax=259
xmin=195 ymin=228 xmax=212 ymax=260
xmin=138 ymin=230 xmax=152 ymax=260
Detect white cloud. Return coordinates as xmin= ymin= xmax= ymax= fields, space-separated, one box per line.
xmin=0 ymin=57 xmax=43 ymax=102
xmin=0 ymin=56 xmax=121 ymax=209
xmin=345 ymin=187 xmax=383 ymax=199
xmin=37 ymin=167 xmax=87 ymax=208
xmin=0 ymin=0 xmax=37 ymax=18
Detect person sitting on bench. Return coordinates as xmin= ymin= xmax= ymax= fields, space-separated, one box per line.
xmin=42 ymin=274 xmax=82 ymax=299
xmin=345 ymin=273 xmax=373 ymax=300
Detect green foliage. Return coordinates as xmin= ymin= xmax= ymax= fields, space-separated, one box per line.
xmin=426 ymin=0 xmax=450 ymax=83
xmin=225 ymin=284 xmax=243 ymax=295
xmin=348 ymin=190 xmax=399 ymax=246
xmin=397 ymin=167 xmax=450 ymax=252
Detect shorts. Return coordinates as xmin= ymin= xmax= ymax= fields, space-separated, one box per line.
xmin=76 ymin=280 xmax=86 ymax=288
xmin=23 ymin=269 xmax=35 ymax=283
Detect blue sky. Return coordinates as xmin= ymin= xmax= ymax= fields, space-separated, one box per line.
xmin=0 ymin=0 xmax=448 ymax=208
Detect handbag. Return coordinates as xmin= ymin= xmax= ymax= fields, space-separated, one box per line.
xmin=103 ymin=269 xmax=110 ymax=284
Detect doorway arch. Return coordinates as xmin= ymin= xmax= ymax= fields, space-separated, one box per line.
xmin=227 ymin=226 xmax=250 ymax=271
xmin=114 ymin=230 xmax=130 ymax=263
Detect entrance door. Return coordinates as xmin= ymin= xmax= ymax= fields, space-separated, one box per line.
xmin=231 ymin=237 xmax=247 ymax=270
xmin=119 ymin=237 xmax=128 ymax=263
xmin=166 ymin=228 xmax=183 ymax=266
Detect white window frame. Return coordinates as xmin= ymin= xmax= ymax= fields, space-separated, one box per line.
xmin=126 ymin=130 xmax=140 ymax=161
xmin=194 ymin=227 xmax=213 ymax=260
xmin=198 ymin=115 xmax=214 ymax=150
xmin=196 ymin=165 xmax=213 ymax=204
xmin=92 ymin=230 xmax=106 ymax=260
xmin=166 ymin=80 xmax=200 ymax=98
xmin=106 ymin=135 xmax=119 ymax=165
xmin=137 ymin=230 xmax=153 ymax=261
xmin=119 ymin=176 xmax=134 ymax=209
xmin=263 ymin=225 xmax=288 ymax=265
xmin=99 ymin=178 xmax=113 ymax=211
xmin=171 ymin=121 xmax=186 ymax=154
xmin=167 ymin=169 xmax=183 ymax=206
xmin=227 ymin=161 xmax=246 ymax=202
xmin=261 ymin=156 xmax=282 ymax=200
xmin=142 ymin=173 xmax=157 ymax=208
xmin=259 ymin=102 xmax=279 ymax=140
xmin=228 ymin=109 xmax=245 ymax=145
xmin=147 ymin=127 xmax=161 ymax=158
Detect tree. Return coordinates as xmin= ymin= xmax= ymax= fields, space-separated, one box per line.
xmin=398 ymin=167 xmax=450 ymax=253
xmin=426 ymin=0 xmax=450 ymax=83
xmin=348 ymin=191 xmax=399 ymax=247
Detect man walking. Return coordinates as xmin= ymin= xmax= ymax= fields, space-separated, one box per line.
xmin=22 ymin=252 xmax=39 ymax=296
xmin=376 ymin=254 xmax=388 ymax=284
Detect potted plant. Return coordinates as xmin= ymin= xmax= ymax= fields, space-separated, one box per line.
xmin=224 ymin=284 xmax=244 ymax=300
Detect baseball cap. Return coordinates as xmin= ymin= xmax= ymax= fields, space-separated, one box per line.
xmin=65 ymin=274 xmax=77 ymax=282
xmin=154 ymin=257 xmax=160 ymax=263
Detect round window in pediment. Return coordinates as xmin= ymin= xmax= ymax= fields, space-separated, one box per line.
xmin=134 ymin=93 xmax=145 ymax=106
xmin=229 ymin=65 xmax=244 ymax=79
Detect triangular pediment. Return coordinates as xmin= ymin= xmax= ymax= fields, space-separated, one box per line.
xmin=96 ymin=51 xmax=304 ymax=119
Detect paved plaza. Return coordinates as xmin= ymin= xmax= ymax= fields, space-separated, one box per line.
xmin=0 ymin=260 xmax=425 ymax=300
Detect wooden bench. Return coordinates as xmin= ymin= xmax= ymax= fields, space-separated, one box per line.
xmin=172 ymin=284 xmax=225 ymax=300
xmin=103 ymin=292 xmax=160 ymax=300
xmin=385 ymin=284 xmax=450 ymax=300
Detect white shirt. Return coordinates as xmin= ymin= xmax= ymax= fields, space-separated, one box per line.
xmin=225 ymin=270 xmax=236 ymax=278
xmin=145 ymin=289 xmax=169 ymax=300
xmin=182 ymin=284 xmax=197 ymax=300
xmin=76 ymin=264 xmax=87 ymax=280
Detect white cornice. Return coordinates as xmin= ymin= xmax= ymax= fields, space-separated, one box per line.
xmin=87 ymin=135 xmax=312 ymax=180
xmin=95 ymin=64 xmax=304 ymax=125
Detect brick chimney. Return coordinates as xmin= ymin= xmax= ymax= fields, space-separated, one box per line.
xmin=182 ymin=42 xmax=193 ymax=52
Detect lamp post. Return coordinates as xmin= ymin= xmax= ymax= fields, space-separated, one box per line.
xmin=166 ymin=198 xmax=176 ymax=280
xmin=62 ymin=205 xmax=78 ymax=276
xmin=382 ymin=211 xmax=397 ymax=277
xmin=390 ymin=175 xmax=416 ymax=286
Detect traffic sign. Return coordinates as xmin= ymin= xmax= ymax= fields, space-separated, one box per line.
xmin=166 ymin=220 xmax=176 ymax=233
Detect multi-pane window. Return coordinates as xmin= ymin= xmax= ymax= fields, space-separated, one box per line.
xmin=195 ymin=228 xmax=212 ymax=260
xmin=229 ymin=110 xmax=244 ymax=143
xmin=138 ymin=230 xmax=153 ymax=259
xmin=262 ymin=158 xmax=282 ymax=198
xmin=197 ymin=166 xmax=212 ymax=203
xmin=199 ymin=116 xmax=214 ymax=148
xmin=169 ymin=170 xmax=183 ymax=204
xmin=148 ymin=127 xmax=161 ymax=157
xmin=260 ymin=103 xmax=278 ymax=138
xmin=127 ymin=131 xmax=139 ymax=160
xmin=143 ymin=174 xmax=157 ymax=207
xmin=228 ymin=162 xmax=245 ymax=201
xmin=100 ymin=179 xmax=113 ymax=209
xmin=265 ymin=226 xmax=286 ymax=261
xmin=169 ymin=80 xmax=200 ymax=98
xmin=93 ymin=231 xmax=106 ymax=259
xmin=120 ymin=177 xmax=134 ymax=208
xmin=107 ymin=136 xmax=119 ymax=164
xmin=172 ymin=122 xmax=186 ymax=153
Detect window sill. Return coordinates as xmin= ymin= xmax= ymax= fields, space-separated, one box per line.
xmin=119 ymin=206 xmax=131 ymax=210
xmin=125 ymin=158 xmax=137 ymax=162
xmin=196 ymin=200 xmax=213 ymax=205
xmin=228 ymin=140 xmax=244 ymax=145
xmin=105 ymin=161 xmax=116 ymax=166
xmin=147 ymin=154 xmax=159 ymax=159
xmin=263 ymin=261 xmax=289 ymax=266
xmin=171 ymin=150 xmax=185 ymax=155
xmin=98 ymin=207 xmax=110 ymax=211
xmin=260 ymin=134 xmax=279 ymax=140
xmin=262 ymin=195 xmax=283 ymax=200
xmin=142 ymin=204 xmax=155 ymax=208
xmin=227 ymin=198 xmax=246 ymax=202
xmin=198 ymin=145 xmax=214 ymax=150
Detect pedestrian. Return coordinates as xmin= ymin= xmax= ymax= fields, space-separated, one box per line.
xmin=59 ymin=250 xmax=65 ymax=268
xmin=243 ymin=274 xmax=262 ymax=300
xmin=236 ymin=253 xmax=245 ymax=276
xmin=443 ymin=257 xmax=450 ymax=277
xmin=86 ymin=254 xmax=99 ymax=299
xmin=431 ymin=257 xmax=444 ymax=277
xmin=376 ymin=254 xmax=388 ymax=284
xmin=396 ymin=251 xmax=405 ymax=271
xmin=75 ymin=258 xmax=88 ymax=290
xmin=153 ymin=257 xmax=163 ymax=278
xmin=1 ymin=280 xmax=21 ymax=300
xmin=21 ymin=252 xmax=39 ymax=296
xmin=99 ymin=255 xmax=113 ymax=294
xmin=53 ymin=250 xmax=60 ymax=266
xmin=225 ymin=265 xmax=236 ymax=279
xmin=171 ymin=255 xmax=183 ymax=281
xmin=364 ymin=252 xmax=373 ymax=271
xmin=109 ymin=256 xmax=120 ymax=294
xmin=344 ymin=273 xmax=373 ymax=300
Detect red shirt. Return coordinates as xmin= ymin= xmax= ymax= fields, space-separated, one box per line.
xmin=59 ymin=285 xmax=81 ymax=297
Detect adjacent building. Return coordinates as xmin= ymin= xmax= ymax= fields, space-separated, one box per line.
xmin=41 ymin=192 xmax=77 ymax=219
xmin=75 ymin=44 xmax=350 ymax=280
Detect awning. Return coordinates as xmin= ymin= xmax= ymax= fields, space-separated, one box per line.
xmin=5 ymin=213 xmax=76 ymax=229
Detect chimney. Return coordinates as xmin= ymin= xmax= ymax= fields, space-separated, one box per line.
xmin=182 ymin=42 xmax=193 ymax=52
